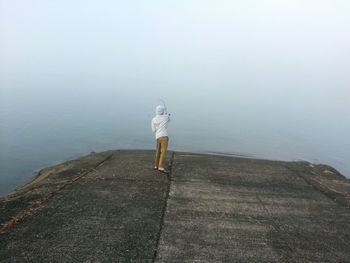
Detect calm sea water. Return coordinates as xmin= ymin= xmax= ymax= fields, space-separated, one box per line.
xmin=1 ymin=82 xmax=349 ymax=196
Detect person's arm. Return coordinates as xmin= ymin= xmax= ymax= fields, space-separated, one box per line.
xmin=151 ymin=119 xmax=156 ymax=133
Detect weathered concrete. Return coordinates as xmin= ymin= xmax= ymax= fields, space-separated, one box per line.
xmin=0 ymin=150 xmax=349 ymax=262
xmin=156 ymin=153 xmax=350 ymax=262
xmin=0 ymin=150 xmax=172 ymax=262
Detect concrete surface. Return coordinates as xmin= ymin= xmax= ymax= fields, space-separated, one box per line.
xmin=0 ymin=150 xmax=349 ymax=262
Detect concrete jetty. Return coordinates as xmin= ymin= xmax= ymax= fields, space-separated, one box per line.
xmin=0 ymin=150 xmax=349 ymax=262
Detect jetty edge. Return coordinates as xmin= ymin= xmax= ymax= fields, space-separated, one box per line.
xmin=0 ymin=150 xmax=349 ymax=262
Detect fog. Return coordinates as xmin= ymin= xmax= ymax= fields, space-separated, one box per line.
xmin=1 ymin=0 xmax=350 ymax=195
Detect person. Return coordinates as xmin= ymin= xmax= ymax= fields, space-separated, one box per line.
xmin=151 ymin=105 xmax=170 ymax=174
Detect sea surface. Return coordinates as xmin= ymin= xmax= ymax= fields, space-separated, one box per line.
xmin=1 ymin=84 xmax=349 ymax=197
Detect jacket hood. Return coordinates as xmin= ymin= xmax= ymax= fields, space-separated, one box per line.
xmin=155 ymin=105 xmax=165 ymax=115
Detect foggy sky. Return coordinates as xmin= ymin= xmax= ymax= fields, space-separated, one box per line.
xmin=1 ymin=0 xmax=349 ymax=143
xmin=1 ymin=0 xmax=350 ymax=97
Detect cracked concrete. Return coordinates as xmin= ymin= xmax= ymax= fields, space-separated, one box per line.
xmin=0 ymin=150 xmax=349 ymax=262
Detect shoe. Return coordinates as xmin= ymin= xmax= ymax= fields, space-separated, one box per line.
xmin=158 ymin=168 xmax=169 ymax=174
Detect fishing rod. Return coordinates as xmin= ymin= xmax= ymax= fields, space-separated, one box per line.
xmin=159 ymin=99 xmax=171 ymax=116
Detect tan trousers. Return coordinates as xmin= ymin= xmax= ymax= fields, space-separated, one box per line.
xmin=155 ymin=136 xmax=169 ymax=168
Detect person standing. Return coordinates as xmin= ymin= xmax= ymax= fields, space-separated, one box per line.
xmin=151 ymin=105 xmax=170 ymax=174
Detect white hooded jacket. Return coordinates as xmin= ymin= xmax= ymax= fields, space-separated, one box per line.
xmin=151 ymin=105 xmax=170 ymax=140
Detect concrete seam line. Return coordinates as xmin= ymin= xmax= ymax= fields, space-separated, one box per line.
xmin=257 ymin=166 xmax=340 ymax=261
xmin=152 ymin=151 xmax=175 ymax=262
xmin=284 ymin=164 xmax=350 ymax=210
xmin=0 ymin=154 xmax=113 ymax=236
xmin=256 ymin=173 xmax=338 ymax=262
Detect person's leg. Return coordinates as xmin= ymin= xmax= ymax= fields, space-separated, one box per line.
xmin=154 ymin=139 xmax=161 ymax=168
xmin=158 ymin=136 xmax=169 ymax=170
